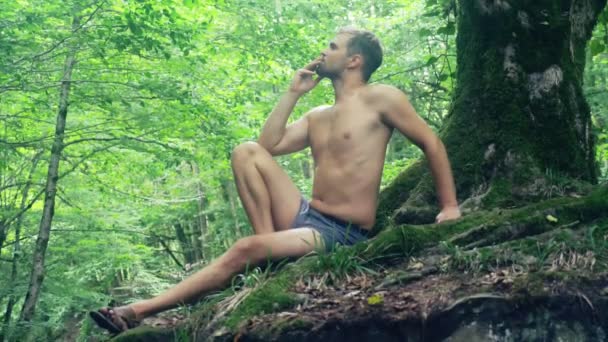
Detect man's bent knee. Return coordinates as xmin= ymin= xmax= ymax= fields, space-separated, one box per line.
xmin=231 ymin=142 xmax=267 ymax=166
xmin=222 ymin=236 xmax=267 ymax=271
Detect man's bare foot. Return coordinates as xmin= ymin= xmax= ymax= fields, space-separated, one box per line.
xmin=89 ymin=305 xmax=141 ymax=334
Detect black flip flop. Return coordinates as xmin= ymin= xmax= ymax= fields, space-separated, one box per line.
xmin=89 ymin=310 xmax=122 ymax=335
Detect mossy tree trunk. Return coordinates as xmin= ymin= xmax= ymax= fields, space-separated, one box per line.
xmin=378 ymin=0 xmax=607 ymax=229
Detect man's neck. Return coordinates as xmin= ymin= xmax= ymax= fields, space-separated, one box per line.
xmin=331 ymin=73 xmax=367 ymax=103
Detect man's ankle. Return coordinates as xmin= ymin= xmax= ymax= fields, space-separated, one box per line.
xmin=125 ymin=303 xmax=146 ymax=321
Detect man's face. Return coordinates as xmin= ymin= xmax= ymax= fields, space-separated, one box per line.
xmin=316 ymin=33 xmax=353 ymax=79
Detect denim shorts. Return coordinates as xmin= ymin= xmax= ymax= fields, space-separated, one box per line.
xmin=290 ymin=197 xmax=370 ymax=252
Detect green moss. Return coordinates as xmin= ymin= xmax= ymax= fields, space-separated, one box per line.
xmin=437 ymin=211 xmax=496 ymax=237
xmin=371 ymin=187 xmax=607 ymax=268
xmin=224 ymin=271 xmax=298 ymax=329
xmin=360 ymin=224 xmax=437 ymax=260
xmin=110 ymin=326 xmax=180 ymax=342
xmin=479 ymin=179 xmax=511 ymax=208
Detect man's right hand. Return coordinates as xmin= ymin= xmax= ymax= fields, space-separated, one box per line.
xmin=289 ymin=58 xmax=323 ymax=95
xmin=435 ymin=206 xmax=461 ymax=224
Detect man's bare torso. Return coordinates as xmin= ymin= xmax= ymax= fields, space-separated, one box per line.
xmin=307 ymin=86 xmax=392 ymax=229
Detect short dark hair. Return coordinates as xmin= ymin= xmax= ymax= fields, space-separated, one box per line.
xmin=338 ymin=27 xmax=383 ymax=81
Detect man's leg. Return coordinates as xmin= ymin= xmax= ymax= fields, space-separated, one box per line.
xmin=93 ymin=142 xmax=306 ymax=331
xmin=231 ymin=142 xmax=302 ymax=234
xmin=100 ymin=228 xmax=322 ymax=328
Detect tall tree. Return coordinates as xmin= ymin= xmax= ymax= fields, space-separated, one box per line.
xmin=19 ymin=15 xmax=79 ymax=324
xmin=378 ymin=0 xmax=608 ymax=227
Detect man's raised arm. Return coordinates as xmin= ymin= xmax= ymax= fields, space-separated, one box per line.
xmin=377 ymin=85 xmax=461 ymax=223
xmin=258 ymin=58 xmax=323 ymax=156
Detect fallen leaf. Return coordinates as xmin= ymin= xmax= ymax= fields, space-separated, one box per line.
xmin=408 ymin=262 xmax=424 ymax=270
xmin=546 ymin=214 xmax=558 ymax=223
xmin=367 ymin=293 xmax=384 ymax=305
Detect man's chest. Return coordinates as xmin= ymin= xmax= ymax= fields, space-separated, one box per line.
xmin=308 ymin=104 xmax=387 ymax=155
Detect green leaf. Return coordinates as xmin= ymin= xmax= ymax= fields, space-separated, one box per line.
xmin=126 ymin=13 xmax=141 ymax=35
xmin=426 ymin=56 xmax=440 ymax=66
xmin=423 ymin=9 xmax=442 ymax=17
xmin=437 ymin=22 xmax=456 ymax=35
xmin=590 ymin=39 xmax=605 ymax=57
xmin=418 ymin=28 xmax=432 ymax=37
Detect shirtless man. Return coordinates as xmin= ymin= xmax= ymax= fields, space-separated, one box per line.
xmin=90 ymin=28 xmax=461 ymax=334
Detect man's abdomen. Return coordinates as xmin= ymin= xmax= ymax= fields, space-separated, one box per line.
xmin=310 ymin=161 xmax=382 ymax=229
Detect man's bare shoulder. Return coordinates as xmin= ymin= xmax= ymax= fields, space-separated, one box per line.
xmin=306 ymin=104 xmax=332 ymax=120
xmin=363 ymin=84 xmax=410 ymax=117
xmin=365 ymin=83 xmax=407 ymax=101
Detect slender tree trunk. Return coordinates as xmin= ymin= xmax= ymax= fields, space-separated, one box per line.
xmin=191 ymin=162 xmax=207 ymax=261
xmin=174 ymin=222 xmax=194 ymax=265
xmin=187 ymin=222 xmax=202 ymax=262
xmin=18 ymin=16 xmax=79 ymax=323
xmin=0 ymin=221 xmax=7 ymax=257
xmin=0 ymin=110 xmax=7 ymax=253
xmin=222 ymin=180 xmax=241 ymax=235
xmin=1 ymin=152 xmax=42 ymax=342
xmin=377 ymin=0 xmax=607 ymax=228
xmin=158 ymin=238 xmax=185 ymax=270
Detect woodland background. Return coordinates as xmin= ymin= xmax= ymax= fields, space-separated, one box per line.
xmin=0 ymin=0 xmax=606 ymax=340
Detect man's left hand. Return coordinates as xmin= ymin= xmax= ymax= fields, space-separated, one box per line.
xmin=435 ymin=206 xmax=461 ymax=223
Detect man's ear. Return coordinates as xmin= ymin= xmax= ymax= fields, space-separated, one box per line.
xmin=347 ymin=54 xmax=363 ymax=69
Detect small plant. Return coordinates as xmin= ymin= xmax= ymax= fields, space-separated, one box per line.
xmin=230 ymin=253 xmax=289 ymax=291
xmin=307 ymin=244 xmax=378 ymax=283
xmin=585 ymin=224 xmax=608 ymax=269
xmin=531 ymin=239 xmax=562 ymax=270
xmin=440 ymin=240 xmax=470 ymax=270
xmin=438 ymin=241 xmax=500 ymax=273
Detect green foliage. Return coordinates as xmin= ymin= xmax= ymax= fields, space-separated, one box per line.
xmin=0 ymin=0 xmax=606 ymax=340
xmin=586 ymin=7 xmax=608 ymax=182
xmin=588 ymin=8 xmax=608 ymax=56
xmin=307 ymin=245 xmax=378 ymax=283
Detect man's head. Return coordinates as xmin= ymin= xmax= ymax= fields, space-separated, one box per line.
xmin=317 ymin=28 xmax=383 ymax=82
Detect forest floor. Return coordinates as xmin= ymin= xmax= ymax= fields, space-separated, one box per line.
xmin=227 ymin=258 xmax=607 ymax=340
xmin=105 ymin=186 xmax=608 ymax=341
xmin=123 ymin=251 xmax=608 ymax=341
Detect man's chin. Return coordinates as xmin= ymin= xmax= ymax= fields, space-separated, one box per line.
xmin=316 ymin=69 xmax=333 ymax=79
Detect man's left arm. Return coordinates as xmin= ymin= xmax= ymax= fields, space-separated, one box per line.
xmin=377 ymin=85 xmax=461 ymax=223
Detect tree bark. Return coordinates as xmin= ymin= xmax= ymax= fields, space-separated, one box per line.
xmin=377 ymin=0 xmax=608 ymax=228
xmin=18 ymin=16 xmax=79 ymax=323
